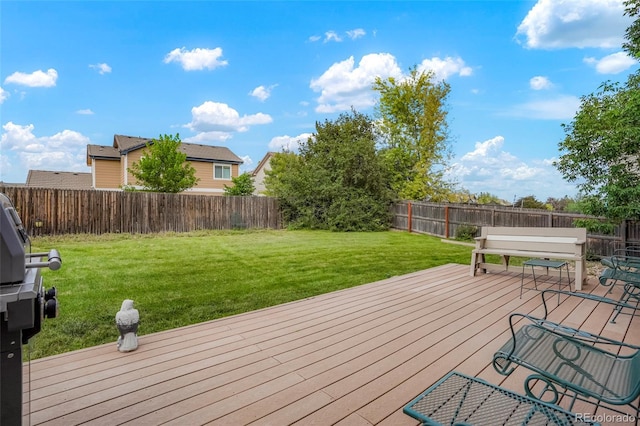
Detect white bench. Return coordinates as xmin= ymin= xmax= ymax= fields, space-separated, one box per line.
xmin=470 ymin=227 xmax=587 ymax=290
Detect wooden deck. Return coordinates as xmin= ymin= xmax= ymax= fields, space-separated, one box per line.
xmin=23 ymin=263 xmax=639 ymax=425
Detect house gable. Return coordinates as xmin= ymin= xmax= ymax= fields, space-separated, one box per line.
xmin=251 ymin=152 xmax=275 ymax=195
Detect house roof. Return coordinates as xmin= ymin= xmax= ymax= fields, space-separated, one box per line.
xmin=26 ymin=170 xmax=93 ymax=189
xmin=104 ymin=134 xmax=243 ymax=164
xmin=251 ymin=152 xmax=275 ymax=176
xmin=87 ymin=144 xmax=120 ymax=164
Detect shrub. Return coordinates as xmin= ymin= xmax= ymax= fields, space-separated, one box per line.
xmin=455 ymin=223 xmax=478 ymax=241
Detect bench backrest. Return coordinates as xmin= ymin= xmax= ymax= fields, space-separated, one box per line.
xmin=478 ymin=227 xmax=586 ymax=255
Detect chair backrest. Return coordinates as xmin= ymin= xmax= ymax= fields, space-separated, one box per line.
xmin=611 ymin=255 xmax=640 ymax=284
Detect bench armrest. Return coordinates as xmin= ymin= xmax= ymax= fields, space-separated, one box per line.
xmin=473 ymin=236 xmax=486 ymax=248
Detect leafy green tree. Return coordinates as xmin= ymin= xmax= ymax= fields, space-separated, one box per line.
xmin=128 ymin=134 xmax=199 ymax=193
xmin=373 ymin=67 xmax=453 ymax=201
xmin=264 ymin=151 xmax=305 ymax=223
xmin=555 ymin=1 xmax=640 ymax=225
xmin=476 ymin=192 xmax=505 ymax=205
xmin=223 ymin=172 xmax=255 ymax=196
xmin=624 ymin=0 xmax=640 ymax=59
xmin=513 ymin=195 xmax=546 ymax=210
xmin=556 ymin=75 xmax=640 ymax=223
xmin=545 ymin=196 xmax=576 ymax=211
xmin=265 ymin=109 xmax=393 ymax=231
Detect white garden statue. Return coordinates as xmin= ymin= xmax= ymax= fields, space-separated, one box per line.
xmin=115 ymin=299 xmax=139 ymax=352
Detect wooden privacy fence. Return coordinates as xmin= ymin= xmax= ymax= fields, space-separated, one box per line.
xmin=391 ymin=201 xmax=640 ymax=257
xmin=0 ymin=186 xmax=282 ymax=235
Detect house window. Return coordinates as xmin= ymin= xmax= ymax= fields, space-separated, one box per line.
xmin=214 ymin=164 xmax=231 ymax=180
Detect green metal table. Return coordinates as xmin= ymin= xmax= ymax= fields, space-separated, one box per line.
xmin=404 ymin=371 xmax=599 ymax=425
xmin=521 ymin=259 xmax=570 ymax=304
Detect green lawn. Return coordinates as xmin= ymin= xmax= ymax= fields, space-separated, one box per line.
xmin=30 ymin=229 xmax=474 ymax=359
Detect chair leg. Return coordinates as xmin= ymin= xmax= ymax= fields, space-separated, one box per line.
xmin=611 ymin=283 xmax=640 ymax=323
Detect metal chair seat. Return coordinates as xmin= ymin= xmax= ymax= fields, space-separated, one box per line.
xmin=599 ymin=252 xmax=640 ymax=323
xmin=493 ymin=290 xmax=640 ymax=423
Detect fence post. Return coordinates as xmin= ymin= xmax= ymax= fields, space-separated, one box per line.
xmin=445 ymin=205 xmax=449 ymax=238
xmin=407 ymin=202 xmax=412 ymax=233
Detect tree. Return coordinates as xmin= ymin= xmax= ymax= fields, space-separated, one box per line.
xmin=555 ymin=1 xmax=640 ymax=225
xmin=223 ymin=173 xmax=255 ymax=196
xmin=476 ymin=192 xmax=506 ymax=205
xmin=264 ymin=151 xmax=305 ymax=224
xmin=545 ymin=196 xmax=576 ymax=211
xmin=556 ymin=75 xmax=640 ymax=223
xmin=623 ymin=0 xmax=640 ymax=59
xmin=128 ymin=134 xmax=199 ymax=193
xmin=373 ymin=67 xmax=453 ymax=201
xmin=555 ymin=1 xmax=640 ymax=226
xmin=513 ymin=195 xmax=547 ymax=210
xmin=265 ymin=109 xmax=393 ymax=231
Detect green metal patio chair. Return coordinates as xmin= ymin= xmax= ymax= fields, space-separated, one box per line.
xmin=599 ymin=249 xmax=640 ymax=323
xmin=600 ymin=245 xmax=640 ymax=286
xmin=493 ymin=290 xmax=640 ymax=424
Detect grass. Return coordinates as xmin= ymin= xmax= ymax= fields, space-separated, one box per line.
xmin=29 ymin=229 xmax=474 ymax=359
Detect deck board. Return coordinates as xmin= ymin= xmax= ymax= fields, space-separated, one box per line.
xmin=21 ymin=263 xmax=638 ymax=425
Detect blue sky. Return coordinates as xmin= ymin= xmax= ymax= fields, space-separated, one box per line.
xmin=1 ymin=0 xmax=636 ymax=201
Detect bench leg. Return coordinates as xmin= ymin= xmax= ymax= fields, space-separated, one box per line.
xmin=470 ymin=252 xmax=477 ymax=276
xmin=574 ymin=260 xmax=584 ymax=291
xmin=501 ymin=255 xmax=510 ymax=270
xmin=470 ymin=252 xmax=486 ymax=276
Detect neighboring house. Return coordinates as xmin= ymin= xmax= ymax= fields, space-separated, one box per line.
xmin=26 ymin=170 xmax=93 ymax=189
xmin=251 ymin=152 xmax=275 ymax=195
xmin=86 ymin=134 xmax=243 ymax=194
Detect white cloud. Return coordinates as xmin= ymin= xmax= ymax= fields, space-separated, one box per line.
xmin=250 ymin=84 xmax=277 ymax=102
xmin=506 ymin=95 xmax=580 ymax=120
xmin=324 ymin=31 xmax=342 ymax=43
xmin=89 ymin=63 xmax=112 ymax=74
xmin=268 ymin=133 xmax=313 ymax=152
xmin=4 ymin=68 xmax=58 ymax=87
xmin=164 ymin=47 xmax=228 ymax=71
xmin=417 ymin=56 xmax=473 ymax=81
xmin=310 ymin=53 xmax=403 ymax=113
xmin=310 ymin=53 xmax=471 ymax=113
xmin=0 ymin=87 xmax=8 ymax=104
xmin=182 ymin=131 xmax=233 ymax=143
xmin=315 ymin=29 xmax=365 ymax=42
xmin=240 ymin=155 xmax=253 ymax=169
xmin=185 ymin=101 xmax=272 ymax=136
xmin=346 ymin=28 xmax=366 ymax=40
xmin=584 ymin=51 xmax=637 ymax=74
xmin=0 ymin=122 xmax=89 ymax=181
xmin=516 ymin=0 xmax=629 ymax=49
xmin=447 ymin=135 xmax=577 ymax=199
xmin=1 ymin=122 xmax=37 ymax=151
xmin=76 ymin=109 xmax=94 ymax=115
xmin=530 ymin=76 xmax=553 ymax=90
